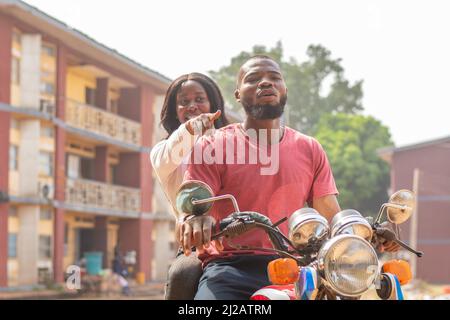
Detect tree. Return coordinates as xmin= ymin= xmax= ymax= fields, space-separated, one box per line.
xmin=314 ymin=113 xmax=394 ymax=216
xmin=209 ymin=42 xmax=363 ymax=134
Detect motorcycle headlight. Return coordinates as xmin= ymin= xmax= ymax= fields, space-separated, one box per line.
xmin=288 ymin=208 xmax=329 ymax=251
xmin=330 ymin=209 xmax=373 ymax=241
xmin=318 ymin=235 xmax=379 ymax=297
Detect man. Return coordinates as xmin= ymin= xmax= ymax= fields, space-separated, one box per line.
xmin=179 ymin=55 xmax=394 ymax=300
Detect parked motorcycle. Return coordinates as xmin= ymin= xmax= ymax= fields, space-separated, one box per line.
xmin=175 ymin=181 xmax=423 ymax=300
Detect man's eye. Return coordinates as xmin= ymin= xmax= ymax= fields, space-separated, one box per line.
xmin=271 ymin=75 xmax=282 ymax=81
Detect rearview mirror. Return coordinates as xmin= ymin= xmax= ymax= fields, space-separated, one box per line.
xmin=175 ymin=180 xmax=214 ymax=216
xmin=386 ymin=190 xmax=415 ymax=224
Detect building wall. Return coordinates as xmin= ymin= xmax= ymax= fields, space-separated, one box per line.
xmin=1 ymin=8 xmax=169 ymax=287
xmin=390 ymin=143 xmax=450 ymax=284
xmin=66 ymin=68 xmax=96 ymax=103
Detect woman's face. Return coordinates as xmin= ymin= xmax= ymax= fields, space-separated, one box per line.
xmin=176 ymin=80 xmax=211 ymax=123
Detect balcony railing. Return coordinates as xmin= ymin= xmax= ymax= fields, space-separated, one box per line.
xmin=66 ymin=99 xmax=141 ymax=146
xmin=65 ymin=178 xmax=141 ymax=213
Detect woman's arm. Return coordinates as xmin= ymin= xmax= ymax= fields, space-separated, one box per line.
xmin=150 ymin=123 xmax=197 ymax=181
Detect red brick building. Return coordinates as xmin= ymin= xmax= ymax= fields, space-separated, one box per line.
xmin=0 ymin=0 xmax=172 ymax=287
xmin=379 ymin=136 xmax=450 ymax=284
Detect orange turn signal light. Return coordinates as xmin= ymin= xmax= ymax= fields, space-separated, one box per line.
xmin=382 ymin=259 xmax=412 ymax=285
xmin=267 ymin=258 xmax=299 ymax=285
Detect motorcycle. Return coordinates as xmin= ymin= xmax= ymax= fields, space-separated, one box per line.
xmin=175 ymin=180 xmax=424 ymax=300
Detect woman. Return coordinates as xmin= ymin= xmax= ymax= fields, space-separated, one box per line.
xmin=150 ymin=73 xmax=228 ymax=299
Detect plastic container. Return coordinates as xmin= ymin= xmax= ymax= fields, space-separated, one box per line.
xmin=84 ymin=252 xmax=103 ymax=275
xmin=136 ymin=272 xmax=145 ymax=285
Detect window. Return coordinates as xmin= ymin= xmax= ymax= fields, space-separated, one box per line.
xmin=40 ymin=82 xmax=55 ymax=95
xmin=67 ymin=154 xmax=81 ymax=179
xmin=109 ymin=164 xmax=118 ymax=184
xmin=39 ymin=151 xmax=54 ymax=176
xmin=9 ymin=145 xmax=18 ymax=171
xmin=80 ymin=158 xmax=94 ymax=180
xmin=64 ymin=223 xmax=69 ymax=257
xmin=41 ymin=126 xmax=54 ymax=138
xmin=85 ymin=87 xmax=96 ymax=106
xmin=110 ymin=99 xmax=119 ymax=114
xmin=11 ymin=57 xmax=20 ymax=85
xmin=8 ymin=234 xmax=18 ymax=258
xmin=39 ymin=235 xmax=52 ymax=259
xmin=40 ymin=208 xmax=53 ymax=221
xmin=41 ymin=44 xmax=55 ymax=57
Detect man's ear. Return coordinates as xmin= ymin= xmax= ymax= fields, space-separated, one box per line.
xmin=234 ymin=89 xmax=240 ymax=102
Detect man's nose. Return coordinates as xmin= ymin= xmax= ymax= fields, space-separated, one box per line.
xmin=259 ymin=77 xmax=274 ymax=88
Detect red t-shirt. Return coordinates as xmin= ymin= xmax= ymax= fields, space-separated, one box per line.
xmin=184 ymin=123 xmax=338 ymax=265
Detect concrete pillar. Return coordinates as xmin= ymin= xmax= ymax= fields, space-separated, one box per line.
xmin=20 ymin=34 xmax=41 ymax=109
xmin=18 ymin=206 xmax=39 ymax=285
xmin=118 ymin=86 xmax=155 ymax=281
xmin=0 ymin=15 xmax=12 ymax=287
xmin=17 ymin=119 xmax=40 ymax=285
xmin=116 ymin=153 xmax=140 ymax=188
xmin=95 ymin=78 xmax=109 ymax=110
xmin=53 ymin=45 xmax=67 ymax=283
xmin=93 ymin=145 xmax=109 ymax=268
xmin=18 ymin=120 xmax=40 ymax=197
xmin=118 ymin=88 xmax=140 ymax=122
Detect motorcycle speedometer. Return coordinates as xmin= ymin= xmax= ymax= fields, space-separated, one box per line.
xmin=318 ymin=235 xmax=379 ymax=297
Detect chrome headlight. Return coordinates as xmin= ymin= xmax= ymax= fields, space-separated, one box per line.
xmin=330 ymin=209 xmax=373 ymax=241
xmin=318 ymin=235 xmax=379 ymax=297
xmin=288 ymin=208 xmax=329 ymax=251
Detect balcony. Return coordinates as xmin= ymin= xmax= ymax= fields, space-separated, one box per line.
xmin=65 ymin=99 xmax=141 ymax=146
xmin=65 ymin=178 xmax=141 ymax=213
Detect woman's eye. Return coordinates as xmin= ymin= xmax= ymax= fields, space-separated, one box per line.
xmin=196 ymin=97 xmax=206 ymax=103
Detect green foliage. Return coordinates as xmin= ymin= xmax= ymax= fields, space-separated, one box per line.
xmin=314 ymin=113 xmax=394 ymax=216
xmin=209 ymin=42 xmax=363 ymax=134
xmin=211 ymin=42 xmax=394 ymax=215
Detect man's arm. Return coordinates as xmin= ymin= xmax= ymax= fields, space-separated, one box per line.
xmin=312 ymin=194 xmax=341 ymax=223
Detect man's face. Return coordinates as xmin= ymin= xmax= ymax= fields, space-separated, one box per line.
xmin=235 ymin=58 xmax=288 ymax=120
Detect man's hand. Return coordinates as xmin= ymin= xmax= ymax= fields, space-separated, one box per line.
xmin=377 ymin=240 xmax=401 ymax=253
xmin=179 ymin=215 xmax=223 ymax=256
xmin=374 ymin=221 xmax=402 ymax=253
xmin=185 ymin=110 xmax=221 ymax=136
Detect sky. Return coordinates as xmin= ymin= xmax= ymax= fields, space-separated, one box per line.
xmin=24 ymin=0 xmax=450 ymax=147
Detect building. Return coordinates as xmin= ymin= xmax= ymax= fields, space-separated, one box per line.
xmin=0 ymin=0 xmax=177 ymax=287
xmin=378 ymin=136 xmax=450 ymax=284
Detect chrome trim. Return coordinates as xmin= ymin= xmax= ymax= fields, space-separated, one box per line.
xmin=317 ymin=234 xmax=379 ymax=297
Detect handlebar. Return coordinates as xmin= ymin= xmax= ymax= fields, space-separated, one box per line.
xmin=375 ymin=227 xmax=424 ymax=257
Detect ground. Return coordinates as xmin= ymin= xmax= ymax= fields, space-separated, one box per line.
xmin=1 ymin=279 xmax=449 ymax=300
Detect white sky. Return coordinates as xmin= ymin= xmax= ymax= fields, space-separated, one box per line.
xmin=24 ymin=0 xmax=450 ymax=147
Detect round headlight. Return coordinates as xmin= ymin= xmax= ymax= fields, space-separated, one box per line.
xmin=318 ymin=235 xmax=379 ymax=297
xmin=288 ymin=208 xmax=329 ymax=251
xmin=330 ymin=209 xmax=373 ymax=241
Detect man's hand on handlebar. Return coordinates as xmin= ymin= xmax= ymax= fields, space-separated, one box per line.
xmin=178 ymin=215 xmax=223 ymax=256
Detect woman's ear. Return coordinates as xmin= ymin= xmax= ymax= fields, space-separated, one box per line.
xmin=234 ymin=89 xmax=240 ymax=102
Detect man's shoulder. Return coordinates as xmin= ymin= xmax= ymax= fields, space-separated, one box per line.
xmin=219 ymin=123 xmax=241 ymax=133
xmin=284 ymin=126 xmax=320 ymax=147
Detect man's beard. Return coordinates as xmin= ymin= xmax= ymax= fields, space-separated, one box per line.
xmin=242 ymin=94 xmax=287 ymax=120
